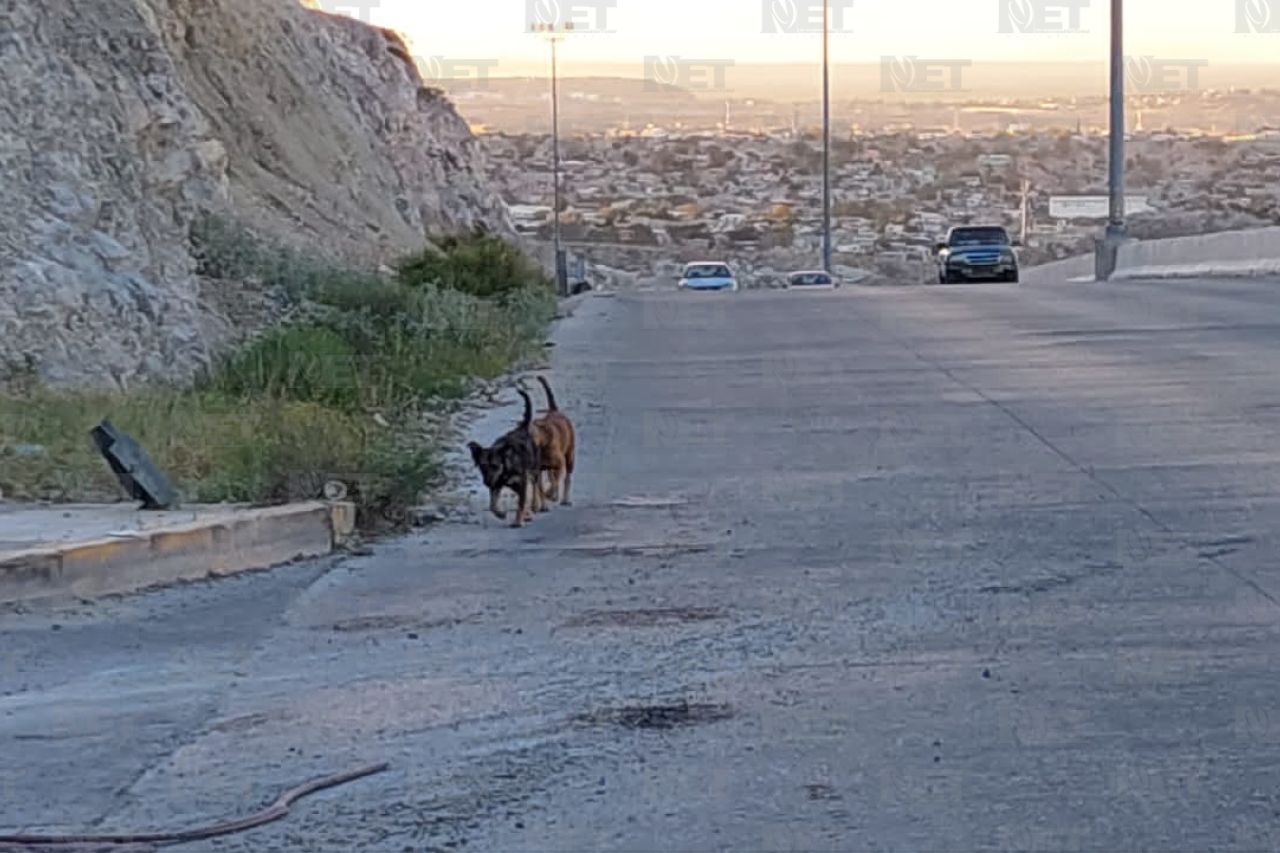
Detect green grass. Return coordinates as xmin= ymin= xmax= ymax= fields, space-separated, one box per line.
xmin=0 ymin=222 xmax=556 ymax=527
xmin=0 ymin=390 xmax=406 ymax=505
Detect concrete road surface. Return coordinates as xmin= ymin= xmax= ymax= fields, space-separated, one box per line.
xmin=6 ymin=278 xmax=1280 ymax=851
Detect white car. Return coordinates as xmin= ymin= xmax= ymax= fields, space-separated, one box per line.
xmin=678 ymin=262 xmax=739 ymax=292
xmin=784 ymin=270 xmax=837 ymax=290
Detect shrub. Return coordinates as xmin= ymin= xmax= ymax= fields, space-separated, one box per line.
xmin=398 ymin=233 xmax=554 ymax=301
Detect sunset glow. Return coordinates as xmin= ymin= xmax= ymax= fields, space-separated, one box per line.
xmin=323 ymin=0 xmax=1280 ymax=73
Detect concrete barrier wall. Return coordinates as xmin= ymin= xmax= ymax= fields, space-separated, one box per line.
xmin=1117 ymin=226 xmax=1280 ymax=269
xmin=1024 ymin=227 xmax=1280 ymax=283
xmin=1021 ymin=253 xmax=1095 ymax=285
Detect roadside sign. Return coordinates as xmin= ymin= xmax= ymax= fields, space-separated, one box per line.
xmin=1050 ymin=195 xmax=1153 ymax=219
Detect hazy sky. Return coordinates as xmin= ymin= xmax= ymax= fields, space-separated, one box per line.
xmin=321 ymin=0 xmax=1280 ymax=73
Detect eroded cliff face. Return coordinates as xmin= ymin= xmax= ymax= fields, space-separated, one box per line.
xmin=0 ymin=0 xmax=512 ymax=388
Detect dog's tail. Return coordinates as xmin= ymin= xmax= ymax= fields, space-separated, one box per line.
xmin=537 ymin=376 xmax=559 ymax=412
xmin=517 ymin=389 xmax=533 ymax=428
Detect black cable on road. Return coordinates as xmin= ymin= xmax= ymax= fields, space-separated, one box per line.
xmin=0 ymin=762 xmax=389 ymax=848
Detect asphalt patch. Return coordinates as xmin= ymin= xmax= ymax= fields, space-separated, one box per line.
xmin=979 ymin=561 xmax=1120 ymax=595
xmin=563 ymin=607 xmax=725 ymax=628
xmin=324 ymin=614 xmax=470 ymax=633
xmin=575 ymin=701 xmax=734 ymax=731
xmin=207 ymin=710 xmax=292 ymax=734
xmin=0 ymin=840 xmax=157 ymax=845
xmin=560 ymin=543 xmax=714 ymax=559
xmin=609 ymin=496 xmax=691 ymax=509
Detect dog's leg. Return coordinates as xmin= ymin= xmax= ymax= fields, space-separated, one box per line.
xmin=534 ymin=472 xmax=550 ymax=513
xmin=489 ymin=488 xmax=505 ymax=520
xmin=527 ymin=475 xmax=540 ymax=522
xmin=537 ymin=473 xmax=552 ymax=512
xmin=561 ymin=449 xmax=575 ymax=506
xmin=543 ymin=452 xmax=563 ymax=503
xmin=513 ymin=479 xmax=529 ymax=528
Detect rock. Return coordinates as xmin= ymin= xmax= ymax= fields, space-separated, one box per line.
xmin=407 ymin=506 xmax=446 ymax=527
xmin=7 ymin=443 xmax=47 ymax=457
xmin=0 ymin=0 xmax=513 ymax=389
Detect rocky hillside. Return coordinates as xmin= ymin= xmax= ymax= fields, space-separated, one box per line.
xmin=0 ymin=0 xmax=513 ymax=388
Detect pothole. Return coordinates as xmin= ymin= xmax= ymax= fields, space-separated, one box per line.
xmin=574 ymin=701 xmax=734 ymax=731
xmin=564 ymin=607 xmax=725 ymax=628
xmin=805 ymin=783 xmax=841 ymax=801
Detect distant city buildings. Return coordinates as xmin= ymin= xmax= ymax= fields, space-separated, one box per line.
xmin=466 ymin=88 xmax=1280 ymax=286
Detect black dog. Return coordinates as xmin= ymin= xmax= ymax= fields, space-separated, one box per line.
xmin=468 ymin=390 xmax=542 ymax=527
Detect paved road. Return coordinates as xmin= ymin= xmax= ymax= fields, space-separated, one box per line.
xmin=7 ymin=278 xmax=1280 ymax=851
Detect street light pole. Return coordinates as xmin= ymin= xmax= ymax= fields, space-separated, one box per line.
xmin=550 ymin=35 xmax=566 ymax=296
xmin=821 ymin=0 xmax=833 ymax=274
xmin=1097 ymin=0 xmax=1126 ymax=279
xmin=1107 ymin=0 xmax=1125 ymax=241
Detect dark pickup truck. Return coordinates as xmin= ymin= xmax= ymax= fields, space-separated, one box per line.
xmin=935 ymin=226 xmax=1020 ymax=284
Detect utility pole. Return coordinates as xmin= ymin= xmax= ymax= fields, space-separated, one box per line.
xmin=1020 ymin=178 xmax=1031 ymax=246
xmin=551 ymin=35 xmax=566 ymax=295
xmin=532 ymin=19 xmax=570 ymax=295
xmin=1097 ymin=0 xmax=1126 ymax=280
xmin=821 ymin=0 xmax=833 ymax=274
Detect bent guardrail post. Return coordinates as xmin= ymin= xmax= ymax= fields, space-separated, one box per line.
xmin=90 ymin=418 xmax=180 ymax=510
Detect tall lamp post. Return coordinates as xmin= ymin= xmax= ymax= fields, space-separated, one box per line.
xmin=822 ymin=0 xmax=833 ymax=274
xmin=532 ymin=21 xmax=571 ymax=295
xmin=1097 ymin=0 xmax=1126 ymax=280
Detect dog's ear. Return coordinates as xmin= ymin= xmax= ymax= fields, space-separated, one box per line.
xmin=468 ymin=441 xmax=484 ymax=464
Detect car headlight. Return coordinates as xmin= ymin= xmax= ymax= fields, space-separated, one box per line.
xmin=1001 ymin=249 xmax=1016 ymax=262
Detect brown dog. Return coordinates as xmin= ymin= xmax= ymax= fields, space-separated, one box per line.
xmin=530 ymin=376 xmax=577 ymax=507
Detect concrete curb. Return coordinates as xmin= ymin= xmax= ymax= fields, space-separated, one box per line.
xmin=555 ymin=289 xmax=600 ymax=319
xmin=0 ymin=502 xmax=356 ymax=605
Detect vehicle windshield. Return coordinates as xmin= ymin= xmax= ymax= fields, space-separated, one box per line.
xmin=685 ymin=265 xmax=731 ymax=279
xmin=791 ymin=273 xmax=832 ymax=286
xmin=950 ymin=228 xmax=1010 ymax=247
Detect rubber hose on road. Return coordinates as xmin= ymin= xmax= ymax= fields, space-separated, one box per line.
xmin=0 ymin=762 xmax=389 ymax=847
